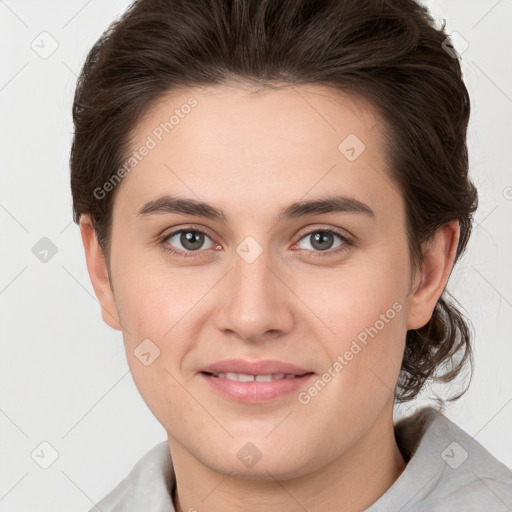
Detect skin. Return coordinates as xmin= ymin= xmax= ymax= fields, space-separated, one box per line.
xmin=80 ymin=84 xmax=459 ymax=512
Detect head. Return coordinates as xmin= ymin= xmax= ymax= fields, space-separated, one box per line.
xmin=72 ymin=0 xmax=477 ymax=479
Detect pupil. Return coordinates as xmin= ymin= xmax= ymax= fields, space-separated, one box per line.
xmin=312 ymin=232 xmax=333 ymax=251
xmin=181 ymin=231 xmax=204 ymax=250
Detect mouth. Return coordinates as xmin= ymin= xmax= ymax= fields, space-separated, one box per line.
xmin=201 ymin=371 xmax=313 ymax=382
xmin=199 ymin=370 xmax=316 ymax=403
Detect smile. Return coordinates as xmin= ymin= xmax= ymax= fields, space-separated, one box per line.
xmin=200 ymin=371 xmax=315 ymax=403
xmin=206 ymin=372 xmax=301 ymax=382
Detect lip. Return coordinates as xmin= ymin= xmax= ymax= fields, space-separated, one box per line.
xmin=199 ymin=358 xmax=315 ymax=404
xmin=200 ymin=358 xmax=313 ymax=376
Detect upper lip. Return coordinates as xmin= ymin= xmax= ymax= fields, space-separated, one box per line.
xmin=200 ymin=359 xmax=314 ymax=376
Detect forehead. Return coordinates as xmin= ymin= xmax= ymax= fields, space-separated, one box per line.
xmin=114 ymin=83 xmax=402 ymax=227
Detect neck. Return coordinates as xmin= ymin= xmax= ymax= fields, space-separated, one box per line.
xmin=170 ymin=407 xmax=406 ymax=512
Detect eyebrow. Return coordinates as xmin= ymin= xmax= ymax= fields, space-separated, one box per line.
xmin=137 ymin=194 xmax=375 ymax=222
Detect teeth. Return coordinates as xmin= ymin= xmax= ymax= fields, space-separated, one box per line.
xmin=255 ymin=374 xmax=285 ymax=382
xmin=212 ymin=372 xmax=295 ymax=382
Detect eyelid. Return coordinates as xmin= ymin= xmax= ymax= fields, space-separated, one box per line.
xmin=293 ymin=223 xmax=353 ymax=243
xmin=159 ymin=223 xmax=217 ymax=241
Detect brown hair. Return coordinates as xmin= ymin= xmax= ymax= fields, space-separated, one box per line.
xmin=70 ymin=0 xmax=478 ymax=404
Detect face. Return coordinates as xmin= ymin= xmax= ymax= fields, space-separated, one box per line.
xmin=82 ymin=84 xmax=452 ymax=479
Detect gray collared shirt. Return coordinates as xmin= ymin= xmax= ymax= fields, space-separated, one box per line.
xmin=90 ymin=407 xmax=512 ymax=511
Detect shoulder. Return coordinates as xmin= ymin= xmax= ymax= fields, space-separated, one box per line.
xmin=420 ymin=409 xmax=512 ymax=510
xmin=89 ymin=441 xmax=176 ymax=512
xmin=367 ymin=407 xmax=512 ymax=511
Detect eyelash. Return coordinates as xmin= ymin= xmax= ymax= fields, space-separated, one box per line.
xmin=159 ymin=226 xmax=354 ymax=260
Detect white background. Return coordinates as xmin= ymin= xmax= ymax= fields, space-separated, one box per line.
xmin=0 ymin=0 xmax=511 ymax=510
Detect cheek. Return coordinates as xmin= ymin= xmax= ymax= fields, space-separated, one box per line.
xmin=295 ymin=252 xmax=409 ymax=386
xmin=111 ymin=258 xmax=214 ymax=403
xmin=112 ymin=253 xmax=205 ymax=341
xmin=112 ymin=263 xmax=197 ymax=425
xmin=296 ymin=252 xmax=409 ymax=337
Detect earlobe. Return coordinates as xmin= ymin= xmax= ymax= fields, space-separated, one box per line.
xmin=79 ymin=215 xmax=122 ymax=331
xmin=406 ymin=220 xmax=460 ymax=330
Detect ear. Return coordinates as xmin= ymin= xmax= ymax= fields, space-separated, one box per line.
xmin=79 ymin=215 xmax=121 ymax=331
xmin=406 ymin=220 xmax=460 ymax=330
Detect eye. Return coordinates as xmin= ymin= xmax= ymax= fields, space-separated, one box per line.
xmin=159 ymin=226 xmax=353 ymax=260
xmin=294 ymin=229 xmax=351 ymax=254
xmin=162 ymin=228 xmax=216 ymax=256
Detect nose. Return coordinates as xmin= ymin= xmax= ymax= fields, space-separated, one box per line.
xmin=213 ymin=246 xmax=295 ymax=344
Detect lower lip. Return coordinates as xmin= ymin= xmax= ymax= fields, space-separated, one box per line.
xmin=199 ymin=372 xmax=315 ymax=404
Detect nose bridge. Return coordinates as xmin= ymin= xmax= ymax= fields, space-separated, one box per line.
xmin=215 ymin=240 xmax=293 ymax=340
